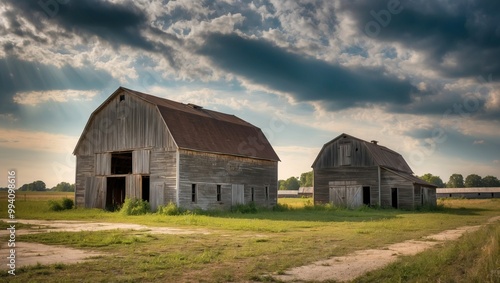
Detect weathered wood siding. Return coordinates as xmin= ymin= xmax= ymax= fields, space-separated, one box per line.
xmin=328 ymin=181 xmax=363 ymax=208
xmin=74 ymin=91 xmax=176 ymax=155
xmin=75 ymin=155 xmax=94 ymax=207
xmin=133 ymin=149 xmax=150 ymax=174
xmin=380 ymin=169 xmax=414 ymax=209
xmin=126 ymin=174 xmax=142 ymax=199
xmin=178 ymin=150 xmax=278 ymax=210
xmin=313 ymin=136 xmax=376 ymax=169
xmin=84 ymin=176 xmax=105 ymax=209
xmin=95 ymin=153 xmax=110 ymax=175
xmin=419 ymin=186 xmax=436 ymax=207
xmin=314 ymin=166 xmax=379 ymax=205
xmin=74 ymin=90 xmax=179 ymax=210
xmin=149 ymin=149 xmax=177 ymax=210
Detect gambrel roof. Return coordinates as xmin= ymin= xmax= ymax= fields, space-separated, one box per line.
xmin=312 ymin=133 xmax=413 ymax=173
xmin=74 ymin=87 xmax=280 ymax=161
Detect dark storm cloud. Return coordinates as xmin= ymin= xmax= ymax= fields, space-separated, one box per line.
xmin=0 ymin=57 xmax=112 ymax=112
xmin=340 ymin=0 xmax=500 ymax=80
xmin=199 ymin=33 xmax=418 ymax=109
xmin=5 ymin=0 xmax=179 ymax=64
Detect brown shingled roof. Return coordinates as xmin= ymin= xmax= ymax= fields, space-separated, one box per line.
xmin=121 ymin=87 xmax=280 ymax=161
xmin=363 ymin=142 xmax=413 ymax=173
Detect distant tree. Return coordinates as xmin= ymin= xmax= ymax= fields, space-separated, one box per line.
xmin=481 ymin=175 xmax=500 ymax=187
xmin=278 ymin=180 xmax=286 ymax=190
xmin=283 ymin=176 xmax=300 ymax=190
xmin=18 ymin=180 xmax=46 ymax=191
xmin=447 ymin=174 xmax=464 ymax=188
xmin=299 ymin=171 xmax=313 ymax=187
xmin=465 ymin=174 xmax=483 ymax=187
xmin=51 ymin=182 xmax=75 ymax=192
xmin=419 ymin=173 xmax=445 ymax=188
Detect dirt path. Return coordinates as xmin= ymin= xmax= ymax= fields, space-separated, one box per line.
xmin=0 ymin=219 xmax=210 ymax=270
xmin=274 ymin=216 xmax=500 ymax=282
xmin=0 ymin=219 xmax=210 ymax=235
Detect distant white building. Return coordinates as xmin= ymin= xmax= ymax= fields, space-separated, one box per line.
xmin=436 ymin=188 xmax=500 ymax=199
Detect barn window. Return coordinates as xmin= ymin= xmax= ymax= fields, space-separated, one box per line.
xmin=111 ymin=152 xmax=132 ymax=174
xmin=251 ymin=187 xmax=255 ymax=202
xmin=191 ymin=184 xmax=197 ymax=203
xmin=265 ymin=186 xmax=269 ymax=200
xmin=216 ymin=185 xmax=222 ymax=202
xmin=119 ymin=94 xmax=125 ymax=102
xmin=339 ymin=143 xmax=352 ymax=166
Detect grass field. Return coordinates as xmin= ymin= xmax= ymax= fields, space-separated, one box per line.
xmin=1 ymin=194 xmax=499 ymax=282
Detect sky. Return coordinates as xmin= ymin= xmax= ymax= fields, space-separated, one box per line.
xmin=1 ymin=0 xmax=499 ymax=188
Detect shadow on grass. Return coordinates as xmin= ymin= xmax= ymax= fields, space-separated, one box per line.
xmin=185 ymin=203 xmax=490 ymax=223
xmin=191 ymin=205 xmax=399 ymax=223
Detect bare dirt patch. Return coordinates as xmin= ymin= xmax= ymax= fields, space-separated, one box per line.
xmin=274 ymin=216 xmax=500 ymax=282
xmin=0 ymin=219 xmax=210 ymax=270
xmin=1 ymin=219 xmax=210 ymax=235
xmin=1 ymin=242 xmax=104 ymax=270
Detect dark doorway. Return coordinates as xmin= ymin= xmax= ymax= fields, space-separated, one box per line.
xmin=111 ymin=151 xmax=132 ymax=174
xmin=362 ymin=186 xmax=371 ymax=206
xmin=142 ymin=176 xmax=150 ymax=202
xmin=391 ymin=188 xmax=398 ymax=209
xmin=106 ymin=177 xmax=126 ymax=210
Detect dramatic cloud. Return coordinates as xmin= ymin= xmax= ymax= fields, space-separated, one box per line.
xmin=200 ymin=32 xmax=418 ymax=109
xmin=0 ymin=57 xmax=112 ymax=112
xmin=13 ymin=89 xmax=98 ymax=106
xmin=340 ymin=0 xmax=500 ymax=80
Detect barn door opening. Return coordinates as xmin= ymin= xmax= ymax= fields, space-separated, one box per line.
xmin=142 ymin=176 xmax=150 ymax=202
xmin=362 ymin=186 xmax=371 ymax=206
xmin=111 ymin=151 xmax=132 ymax=174
xmin=232 ymin=184 xmax=244 ymax=205
xmin=106 ymin=177 xmax=126 ymax=210
xmin=391 ymin=188 xmax=398 ymax=209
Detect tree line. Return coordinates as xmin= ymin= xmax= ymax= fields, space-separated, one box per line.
xmin=419 ymin=173 xmax=500 ymax=188
xmin=279 ymin=171 xmax=500 ymax=190
xmin=0 ymin=181 xmax=75 ymax=192
xmin=279 ymin=171 xmax=313 ymax=190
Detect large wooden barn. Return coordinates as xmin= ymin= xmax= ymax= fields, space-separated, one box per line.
xmin=312 ymin=133 xmax=436 ymax=209
xmin=73 ymin=87 xmax=280 ymax=211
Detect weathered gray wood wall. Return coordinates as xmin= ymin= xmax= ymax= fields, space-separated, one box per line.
xmin=75 ymin=155 xmax=94 ymax=207
xmin=74 ymin=92 xmax=176 ymax=156
xmin=177 ymin=150 xmax=278 ymax=210
xmin=149 ymin=149 xmax=177 ymax=211
xmin=380 ymin=169 xmax=414 ymax=209
xmin=328 ymin=181 xmax=363 ymax=208
xmin=314 ymin=166 xmax=379 ymax=205
xmin=313 ymin=136 xmax=376 ymax=169
xmin=74 ymin=90 xmax=177 ymax=210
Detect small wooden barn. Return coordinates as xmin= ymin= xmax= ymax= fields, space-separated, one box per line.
xmin=312 ymin=133 xmax=436 ymax=209
xmin=73 ymin=87 xmax=280 ymax=211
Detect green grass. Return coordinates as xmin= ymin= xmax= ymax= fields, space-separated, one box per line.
xmin=0 ymin=196 xmax=499 ymax=282
xmin=355 ymin=222 xmax=500 ymax=283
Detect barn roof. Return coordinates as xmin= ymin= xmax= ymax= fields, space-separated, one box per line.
xmin=383 ymin=167 xmax=437 ymax=188
xmin=74 ymin=87 xmax=280 ymax=161
xmin=312 ymin=133 xmax=413 ymax=173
